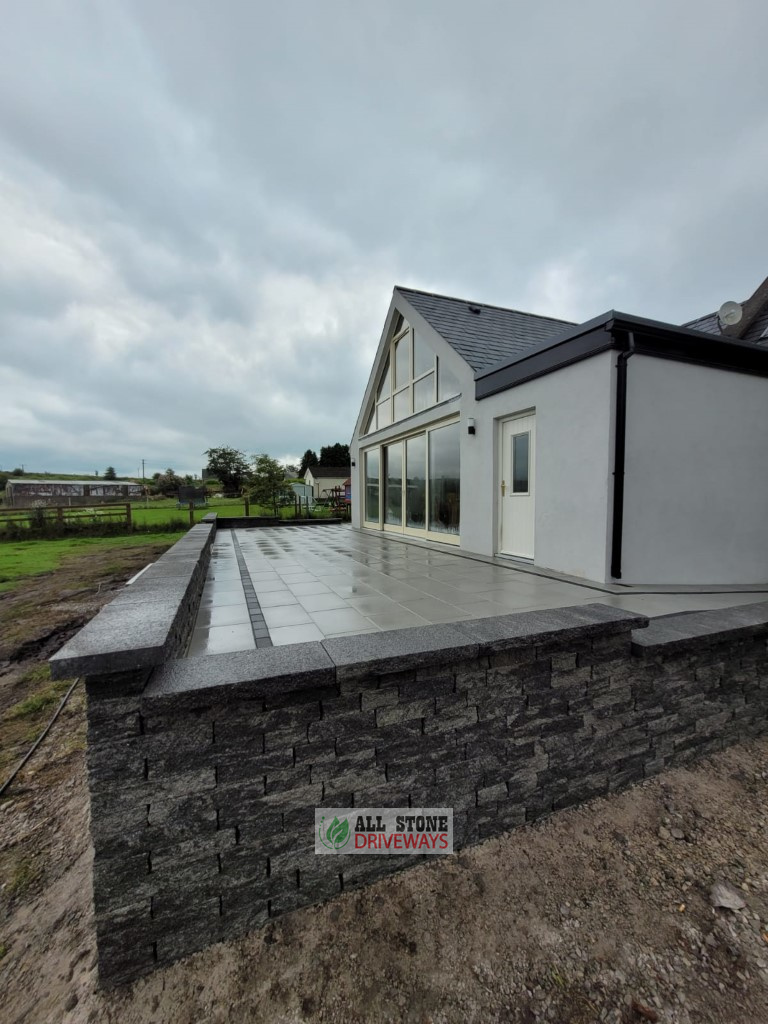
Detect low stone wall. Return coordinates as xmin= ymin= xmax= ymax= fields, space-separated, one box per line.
xmin=49 ymin=521 xmax=215 ymax=675
xmin=212 ymin=516 xmax=344 ymax=529
xmin=50 ymin=580 xmax=768 ymax=986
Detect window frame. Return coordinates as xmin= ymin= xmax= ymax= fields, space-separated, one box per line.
xmin=359 ymin=413 xmax=460 ymax=545
xmin=363 ymin=319 xmax=454 ymax=435
xmin=511 ymin=431 xmax=531 ymax=496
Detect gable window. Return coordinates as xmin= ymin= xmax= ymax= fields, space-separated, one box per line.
xmin=375 ymin=356 xmax=392 ymax=428
xmin=363 ymin=316 xmax=460 ymax=434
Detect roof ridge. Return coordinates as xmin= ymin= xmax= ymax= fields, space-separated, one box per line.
xmin=395 ymin=285 xmax=576 ymax=326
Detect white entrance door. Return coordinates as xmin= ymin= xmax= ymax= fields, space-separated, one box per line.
xmin=499 ymin=414 xmax=535 ymax=558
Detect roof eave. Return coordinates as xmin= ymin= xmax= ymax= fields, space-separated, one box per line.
xmin=475 ymin=311 xmax=768 ymax=400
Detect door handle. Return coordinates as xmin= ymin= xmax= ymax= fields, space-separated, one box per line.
xmin=501 ymin=480 xmax=506 ymax=496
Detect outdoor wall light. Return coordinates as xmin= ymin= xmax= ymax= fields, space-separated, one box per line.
xmin=467 ymin=418 xmax=476 ymax=435
xmin=351 ymin=459 xmax=356 ymax=467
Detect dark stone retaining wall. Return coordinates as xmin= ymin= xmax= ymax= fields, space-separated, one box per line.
xmin=52 ymin=587 xmax=768 ymax=987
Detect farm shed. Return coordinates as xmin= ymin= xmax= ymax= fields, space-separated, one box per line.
xmin=4 ymin=478 xmax=142 ymax=508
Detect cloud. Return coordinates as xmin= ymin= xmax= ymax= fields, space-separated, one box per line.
xmin=1 ymin=0 xmax=767 ymax=474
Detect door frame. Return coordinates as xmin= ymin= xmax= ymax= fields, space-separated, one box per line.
xmin=496 ymin=409 xmax=536 ymax=559
xmin=359 ymin=414 xmax=461 ymax=546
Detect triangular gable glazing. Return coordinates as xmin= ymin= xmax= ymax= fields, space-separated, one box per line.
xmin=362 ymin=313 xmax=460 ymax=434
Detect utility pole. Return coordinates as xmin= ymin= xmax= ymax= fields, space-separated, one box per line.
xmin=142 ymin=459 xmax=147 ymax=506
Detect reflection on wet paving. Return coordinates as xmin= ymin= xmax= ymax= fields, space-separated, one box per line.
xmin=186 ymin=524 xmax=766 ymax=656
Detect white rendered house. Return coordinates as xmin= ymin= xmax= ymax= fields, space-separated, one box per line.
xmin=304 ymin=465 xmax=351 ymax=500
xmin=350 ymin=279 xmax=768 ymax=587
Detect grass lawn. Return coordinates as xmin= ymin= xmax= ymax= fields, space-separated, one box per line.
xmin=129 ymin=497 xmax=245 ymax=528
xmin=0 ymin=500 xmax=344 ymax=586
xmin=0 ymin=532 xmax=187 ymax=594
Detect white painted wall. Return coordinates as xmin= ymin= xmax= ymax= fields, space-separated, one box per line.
xmin=621 ymin=356 xmax=768 ymax=585
xmin=305 ymin=470 xmax=348 ymax=500
xmin=462 ymin=351 xmax=615 ymax=582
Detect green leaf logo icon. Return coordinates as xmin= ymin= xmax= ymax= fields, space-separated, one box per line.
xmin=326 ymin=816 xmax=351 ymax=849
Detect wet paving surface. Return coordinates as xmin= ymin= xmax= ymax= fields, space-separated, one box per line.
xmin=186 ymin=525 xmax=767 ymax=656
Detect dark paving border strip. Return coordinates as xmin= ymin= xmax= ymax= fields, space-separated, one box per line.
xmin=230 ymin=530 xmax=272 ymax=648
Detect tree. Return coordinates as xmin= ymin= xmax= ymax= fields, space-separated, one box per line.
xmin=104 ymin=466 xmax=117 ymax=480
xmin=250 ymin=454 xmax=293 ymax=515
xmin=152 ymin=467 xmax=183 ymax=496
xmin=299 ymin=449 xmax=318 ymax=476
xmin=204 ymin=446 xmax=250 ymax=493
xmin=319 ymin=443 xmax=350 ymax=467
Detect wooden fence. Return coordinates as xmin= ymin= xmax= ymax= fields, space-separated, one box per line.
xmin=0 ymin=502 xmax=132 ymax=531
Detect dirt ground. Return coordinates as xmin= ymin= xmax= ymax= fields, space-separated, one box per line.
xmin=1 ymin=543 xmax=768 ymax=1024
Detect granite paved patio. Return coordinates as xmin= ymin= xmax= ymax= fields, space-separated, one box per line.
xmin=186 ymin=525 xmax=768 ymax=656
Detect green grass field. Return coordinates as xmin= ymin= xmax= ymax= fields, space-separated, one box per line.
xmin=0 ymin=499 xmax=342 ymax=591
xmin=129 ymin=497 xmax=244 ymax=528
xmin=129 ymin=497 xmax=335 ymax=528
xmin=0 ymin=532 xmax=187 ymax=593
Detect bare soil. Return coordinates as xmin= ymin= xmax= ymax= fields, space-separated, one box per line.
xmin=1 ymin=545 xmax=767 ymax=1024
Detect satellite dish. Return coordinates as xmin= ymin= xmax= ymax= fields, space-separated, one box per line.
xmin=718 ymin=300 xmax=743 ymax=327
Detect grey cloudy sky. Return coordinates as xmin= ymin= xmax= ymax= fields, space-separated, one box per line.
xmin=1 ymin=0 xmax=766 ymax=477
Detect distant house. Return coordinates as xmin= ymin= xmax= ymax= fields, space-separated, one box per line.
xmin=304 ymin=466 xmax=351 ymax=500
xmin=5 ymin=478 xmax=142 ymax=508
xmin=349 ymin=275 xmax=768 ymax=587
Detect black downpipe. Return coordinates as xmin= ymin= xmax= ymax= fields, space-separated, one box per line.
xmin=610 ymin=330 xmax=635 ymax=579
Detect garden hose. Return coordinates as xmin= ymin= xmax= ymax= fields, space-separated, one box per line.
xmin=0 ymin=677 xmax=81 ymax=797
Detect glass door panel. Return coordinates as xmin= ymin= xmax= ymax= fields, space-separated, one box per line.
xmin=405 ymin=435 xmax=426 ymax=528
xmin=384 ymin=443 xmax=403 ymax=526
xmin=364 ymin=450 xmax=380 ymax=523
xmin=428 ymin=422 xmax=460 ymax=535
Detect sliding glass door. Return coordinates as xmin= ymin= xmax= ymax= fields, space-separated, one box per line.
xmin=384 ymin=443 xmax=403 ymax=526
xmin=405 ymin=434 xmax=426 ymax=528
xmin=362 ymin=419 xmax=460 ymax=544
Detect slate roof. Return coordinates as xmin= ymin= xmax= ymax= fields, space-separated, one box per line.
xmin=684 ymin=308 xmax=768 ymax=343
xmin=684 ymin=274 xmax=768 ymax=345
xmin=396 ymin=286 xmax=576 ymax=373
xmin=306 ymin=466 xmax=350 ymax=478
xmin=683 ymin=311 xmax=720 ymax=334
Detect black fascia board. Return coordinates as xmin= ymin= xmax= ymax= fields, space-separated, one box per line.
xmin=474 ymin=311 xmax=616 ymax=400
xmin=474 ymin=310 xmax=768 ymax=400
xmin=618 ymin=316 xmax=768 ymax=377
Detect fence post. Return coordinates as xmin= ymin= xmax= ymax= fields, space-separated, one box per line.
xmin=189 ymin=502 xmax=195 ymax=528
xmin=126 ymin=503 xmax=132 ymax=529
xmin=244 ymin=495 xmax=250 ymax=517
xmin=57 ymin=505 xmax=64 ymax=525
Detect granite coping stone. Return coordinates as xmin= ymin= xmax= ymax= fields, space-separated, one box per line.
xmin=216 ymin=517 xmax=344 ymax=529
xmin=321 ymin=623 xmax=480 ymax=683
xmin=141 ymin=560 xmax=207 ymax=580
xmin=109 ymin=579 xmax=192 ymax=605
xmin=50 ymin=600 xmax=190 ymax=678
xmin=631 ymin=600 xmax=768 ymax=657
xmin=143 ymin=644 xmax=335 ymax=707
xmin=459 ymin=604 xmax=649 ymax=654
xmin=50 ymin=524 xmax=213 ymax=678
